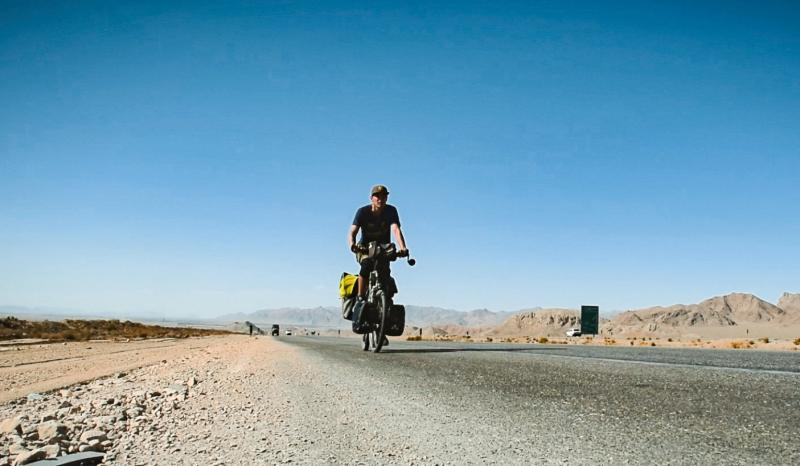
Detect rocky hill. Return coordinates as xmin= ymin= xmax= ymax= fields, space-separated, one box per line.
xmin=777 ymin=292 xmax=800 ymax=315
xmin=488 ymin=309 xmax=583 ymax=337
xmin=604 ymin=292 xmax=799 ymax=337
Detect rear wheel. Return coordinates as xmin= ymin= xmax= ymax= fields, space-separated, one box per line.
xmin=371 ymin=292 xmax=388 ymax=353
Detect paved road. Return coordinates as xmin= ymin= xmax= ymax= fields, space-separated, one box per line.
xmin=281 ymin=336 xmax=800 ymax=465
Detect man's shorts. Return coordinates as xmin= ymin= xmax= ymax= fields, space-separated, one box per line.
xmin=357 ymin=254 xmax=390 ymax=278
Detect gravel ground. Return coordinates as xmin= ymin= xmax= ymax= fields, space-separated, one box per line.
xmin=1 ymin=335 xmax=798 ymax=465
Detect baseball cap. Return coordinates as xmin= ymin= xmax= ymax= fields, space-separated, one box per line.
xmin=370 ymin=185 xmax=389 ymax=196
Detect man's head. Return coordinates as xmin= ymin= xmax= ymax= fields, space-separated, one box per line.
xmin=370 ymin=184 xmax=389 ymax=210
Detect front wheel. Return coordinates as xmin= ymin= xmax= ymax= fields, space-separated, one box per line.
xmin=371 ymin=292 xmax=389 ymax=353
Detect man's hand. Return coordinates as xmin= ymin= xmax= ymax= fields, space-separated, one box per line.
xmin=350 ymin=243 xmax=359 ymax=253
xmin=398 ymin=248 xmax=409 ymax=258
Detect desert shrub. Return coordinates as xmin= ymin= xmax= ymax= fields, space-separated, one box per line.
xmin=406 ymin=335 xmax=421 ymax=341
xmin=730 ymin=341 xmax=751 ymax=349
xmin=485 ymin=337 xmax=493 ymax=342
xmin=759 ymin=337 xmax=769 ymax=344
xmin=538 ymin=337 xmax=549 ymax=344
xmin=0 ymin=317 xmax=229 ymax=341
xmin=630 ymin=341 xmax=634 ymax=346
xmin=651 ymin=342 xmax=656 ymax=347
xmin=667 ymin=338 xmax=673 ymax=342
xmin=749 ymin=340 xmax=755 ymax=345
xmin=794 ymin=338 xmax=800 ymax=346
xmin=604 ymin=338 xmax=616 ymax=345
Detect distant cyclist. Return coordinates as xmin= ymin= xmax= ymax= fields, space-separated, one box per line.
xmin=347 ymin=184 xmax=409 ymax=321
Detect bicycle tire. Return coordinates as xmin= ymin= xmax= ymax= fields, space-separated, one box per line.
xmin=372 ymin=292 xmax=388 ymax=353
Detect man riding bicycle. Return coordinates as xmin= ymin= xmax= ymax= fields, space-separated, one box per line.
xmin=347 ymin=184 xmax=409 ymax=325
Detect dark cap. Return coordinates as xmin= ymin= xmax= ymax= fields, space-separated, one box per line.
xmin=370 ymin=184 xmax=389 ymax=196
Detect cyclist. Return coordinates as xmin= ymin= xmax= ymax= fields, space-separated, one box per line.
xmin=347 ymin=184 xmax=409 ymax=326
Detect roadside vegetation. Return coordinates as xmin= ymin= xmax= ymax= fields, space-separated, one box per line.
xmin=0 ymin=316 xmax=230 ymax=341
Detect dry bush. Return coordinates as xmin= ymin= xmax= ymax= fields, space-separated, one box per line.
xmin=759 ymin=337 xmax=769 ymax=344
xmin=730 ymin=341 xmax=751 ymax=349
xmin=651 ymin=342 xmax=656 ymax=347
xmin=485 ymin=337 xmax=493 ymax=343
xmin=794 ymin=338 xmax=800 ymax=346
xmin=537 ymin=337 xmax=549 ymax=344
xmin=406 ymin=335 xmax=422 ymax=341
xmin=0 ymin=317 xmax=229 ymax=341
xmin=630 ymin=341 xmax=634 ymax=346
xmin=667 ymin=338 xmax=673 ymax=342
xmin=604 ymin=338 xmax=616 ymax=345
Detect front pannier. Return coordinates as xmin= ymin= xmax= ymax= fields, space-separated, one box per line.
xmin=385 ymin=304 xmax=405 ymax=336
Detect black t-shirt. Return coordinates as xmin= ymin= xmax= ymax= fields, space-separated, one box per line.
xmin=352 ymin=204 xmax=400 ymax=244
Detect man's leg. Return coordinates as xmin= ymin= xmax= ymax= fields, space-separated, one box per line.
xmin=353 ymin=259 xmax=372 ymax=327
xmin=357 ymin=275 xmax=367 ymax=298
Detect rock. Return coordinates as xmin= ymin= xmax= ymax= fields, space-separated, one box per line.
xmin=9 ymin=443 xmax=28 ymax=455
xmin=40 ymin=412 xmax=57 ymax=423
xmin=37 ymin=422 xmax=67 ymax=442
xmin=26 ymin=393 xmax=44 ymax=401
xmin=0 ymin=417 xmax=23 ymax=435
xmin=58 ymin=400 xmax=72 ymax=409
xmin=12 ymin=448 xmax=47 ymax=465
xmin=187 ymin=376 xmax=198 ymax=387
xmin=79 ymin=429 xmax=107 ymax=443
xmin=165 ymin=384 xmax=187 ymax=396
xmin=42 ymin=444 xmax=60 ymax=458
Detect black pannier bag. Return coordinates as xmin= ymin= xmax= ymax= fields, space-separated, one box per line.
xmin=351 ymin=302 xmax=377 ymax=334
xmin=384 ymin=304 xmax=405 ymax=336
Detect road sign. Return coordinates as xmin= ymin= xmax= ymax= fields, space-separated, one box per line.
xmin=581 ymin=305 xmax=599 ymax=335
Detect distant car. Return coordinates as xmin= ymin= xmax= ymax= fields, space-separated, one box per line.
xmin=284 ymin=330 xmax=292 ymax=336
xmin=271 ymin=324 xmax=279 ymax=336
xmin=566 ymin=328 xmax=581 ymax=337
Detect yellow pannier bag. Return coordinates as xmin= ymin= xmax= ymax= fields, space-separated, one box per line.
xmin=339 ymin=272 xmax=358 ymax=299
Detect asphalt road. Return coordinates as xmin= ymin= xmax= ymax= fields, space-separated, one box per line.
xmin=281 ymin=336 xmax=800 ymax=465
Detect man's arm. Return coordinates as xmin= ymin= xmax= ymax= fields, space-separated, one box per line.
xmin=391 ymin=223 xmax=408 ymax=253
xmin=348 ymin=224 xmax=360 ymax=252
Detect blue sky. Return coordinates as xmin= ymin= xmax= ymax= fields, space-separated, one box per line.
xmin=1 ymin=1 xmax=798 ymax=318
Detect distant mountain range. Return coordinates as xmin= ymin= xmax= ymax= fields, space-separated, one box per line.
xmin=219 ymin=292 xmax=800 ymax=339
xmin=216 ymin=305 xmax=516 ymax=328
xmin=5 ymin=291 xmax=799 ymax=339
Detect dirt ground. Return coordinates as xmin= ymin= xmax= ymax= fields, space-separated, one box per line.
xmin=0 ymin=336 xmax=231 ymax=403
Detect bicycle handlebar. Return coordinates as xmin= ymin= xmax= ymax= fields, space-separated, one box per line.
xmin=352 ymin=243 xmax=416 ymax=266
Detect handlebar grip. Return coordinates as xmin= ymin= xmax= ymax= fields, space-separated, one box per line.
xmin=407 ymin=258 xmax=416 ymax=266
